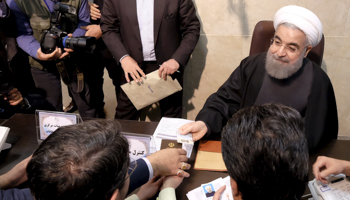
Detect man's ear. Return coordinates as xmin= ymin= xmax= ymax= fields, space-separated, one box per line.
xmin=304 ymin=45 xmax=312 ymax=58
xmin=110 ymin=189 xmax=119 ymax=200
xmin=230 ymin=177 xmax=242 ymax=200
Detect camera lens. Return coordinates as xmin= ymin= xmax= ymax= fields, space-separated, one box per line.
xmin=63 ymin=36 xmax=96 ymax=53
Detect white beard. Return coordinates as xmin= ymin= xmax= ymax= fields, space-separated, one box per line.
xmin=265 ymin=50 xmax=304 ymax=79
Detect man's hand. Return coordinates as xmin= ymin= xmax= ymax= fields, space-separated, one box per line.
xmin=146 ymin=148 xmax=190 ymax=178
xmin=89 ymin=2 xmax=101 ymax=20
xmin=178 ymin=121 xmax=208 ymax=141
xmin=37 ymin=47 xmax=62 ymax=61
xmin=0 ymin=156 xmax=32 ymax=189
xmin=212 ymin=185 xmax=226 ymax=200
xmin=60 ymin=33 xmax=74 ymax=59
xmin=158 ymin=59 xmax=180 ymax=80
xmin=81 ymin=25 xmax=102 ymax=39
xmin=3 ymin=88 xmax=23 ymax=106
xmin=160 ymin=176 xmax=184 ymax=191
xmin=136 ymin=176 xmax=164 ymax=200
xmin=313 ymin=156 xmax=350 ymax=184
xmin=120 ymin=56 xmax=145 ymax=83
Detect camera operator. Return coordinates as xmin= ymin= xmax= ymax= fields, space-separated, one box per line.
xmin=0 ymin=0 xmax=36 ymax=96
xmin=77 ymin=0 xmax=121 ymax=118
xmin=6 ymin=0 xmax=103 ymax=118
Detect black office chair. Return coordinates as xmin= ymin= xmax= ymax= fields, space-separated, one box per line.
xmin=249 ymin=20 xmax=325 ymax=66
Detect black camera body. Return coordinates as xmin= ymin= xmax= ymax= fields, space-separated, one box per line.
xmin=40 ymin=2 xmax=96 ymax=54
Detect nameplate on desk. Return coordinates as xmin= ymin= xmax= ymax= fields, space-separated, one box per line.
xmin=35 ymin=110 xmax=83 ymax=142
xmin=121 ymin=132 xmax=155 ymax=160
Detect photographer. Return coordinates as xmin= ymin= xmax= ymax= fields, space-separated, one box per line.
xmin=6 ymin=0 xmax=103 ymax=118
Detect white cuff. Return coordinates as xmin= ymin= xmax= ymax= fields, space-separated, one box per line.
xmin=119 ymin=54 xmax=129 ymax=63
xmin=141 ymin=157 xmax=153 ymax=181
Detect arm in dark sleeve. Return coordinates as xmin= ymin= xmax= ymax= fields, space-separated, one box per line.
xmin=6 ymin=0 xmax=39 ymax=59
xmin=305 ymin=65 xmax=338 ymax=152
xmin=72 ymin=0 xmax=89 ymax=37
xmin=195 ymin=60 xmax=248 ymax=138
xmin=0 ymin=1 xmax=9 ymax=18
xmin=127 ymin=158 xmax=150 ymax=195
xmin=171 ymin=0 xmax=200 ymax=67
xmin=100 ymin=0 xmax=129 ymax=62
xmin=0 ymin=188 xmax=33 ymax=200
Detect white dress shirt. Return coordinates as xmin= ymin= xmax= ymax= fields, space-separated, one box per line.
xmin=136 ymin=0 xmax=156 ymax=61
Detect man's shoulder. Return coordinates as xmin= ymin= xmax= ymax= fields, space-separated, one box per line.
xmin=0 ymin=188 xmax=33 ymax=200
xmin=308 ymin=60 xmax=332 ymax=84
xmin=237 ymin=52 xmax=266 ymax=75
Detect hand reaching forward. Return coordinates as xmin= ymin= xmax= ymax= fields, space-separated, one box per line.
xmin=178 ymin=121 xmax=208 ymax=141
xmin=313 ymin=156 xmax=350 ymax=184
xmin=146 ymin=148 xmax=191 ymax=178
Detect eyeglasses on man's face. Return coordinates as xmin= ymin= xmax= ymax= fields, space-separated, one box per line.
xmin=270 ymin=38 xmax=306 ymax=54
xmin=124 ymin=158 xmax=138 ymax=181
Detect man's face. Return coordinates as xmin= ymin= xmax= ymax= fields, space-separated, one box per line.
xmin=206 ymin=186 xmax=212 ymax=193
xmin=265 ymin=25 xmax=311 ymax=79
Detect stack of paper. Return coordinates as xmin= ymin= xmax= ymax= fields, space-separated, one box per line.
xmin=152 ymin=117 xmax=194 ymax=158
xmin=186 ymin=176 xmax=234 ymax=200
xmin=0 ymin=126 xmax=11 ymax=152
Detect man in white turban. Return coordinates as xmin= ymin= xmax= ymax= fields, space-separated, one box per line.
xmin=179 ymin=5 xmax=338 ymax=151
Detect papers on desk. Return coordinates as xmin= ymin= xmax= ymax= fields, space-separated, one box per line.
xmin=0 ymin=126 xmax=10 ymax=152
xmin=151 ymin=117 xmax=194 ymax=158
xmin=187 ymin=176 xmax=234 ymax=200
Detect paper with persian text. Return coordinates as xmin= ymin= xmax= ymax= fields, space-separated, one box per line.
xmin=152 ymin=117 xmax=194 ymax=158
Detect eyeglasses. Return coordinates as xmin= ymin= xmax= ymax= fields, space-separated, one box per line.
xmin=270 ymin=38 xmax=306 ymax=54
xmin=125 ymin=158 xmax=138 ymax=180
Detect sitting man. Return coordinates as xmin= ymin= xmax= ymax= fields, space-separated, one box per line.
xmin=26 ymin=119 xmax=189 ymax=200
xmin=213 ymin=104 xmax=309 ymax=200
xmin=180 ymin=5 xmax=338 ymax=151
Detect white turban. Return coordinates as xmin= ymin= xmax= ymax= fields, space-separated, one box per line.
xmin=274 ymin=5 xmax=323 ymax=47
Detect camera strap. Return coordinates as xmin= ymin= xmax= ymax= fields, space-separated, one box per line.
xmin=76 ymin=68 xmax=84 ymax=93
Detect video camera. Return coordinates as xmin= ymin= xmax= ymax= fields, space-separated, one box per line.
xmin=40 ymin=2 xmax=96 ymax=54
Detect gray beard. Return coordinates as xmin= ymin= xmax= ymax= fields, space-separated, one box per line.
xmin=265 ymin=51 xmax=304 ymax=79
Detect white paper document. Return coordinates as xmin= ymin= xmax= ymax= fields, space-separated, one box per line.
xmin=152 ymin=117 xmax=194 ymax=158
xmin=186 ymin=176 xmax=234 ymax=200
xmin=0 ymin=126 xmax=10 ymax=152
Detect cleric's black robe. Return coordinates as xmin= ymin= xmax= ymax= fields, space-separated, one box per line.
xmin=196 ymin=52 xmax=338 ymax=151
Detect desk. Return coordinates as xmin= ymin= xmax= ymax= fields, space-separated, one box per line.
xmin=1 ymin=114 xmax=350 ymax=200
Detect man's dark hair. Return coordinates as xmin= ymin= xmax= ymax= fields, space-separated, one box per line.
xmin=222 ymin=103 xmax=308 ymax=200
xmin=27 ymin=119 xmax=130 ymax=200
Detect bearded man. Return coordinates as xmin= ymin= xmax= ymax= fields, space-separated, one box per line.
xmin=179 ymin=5 xmax=338 ymax=151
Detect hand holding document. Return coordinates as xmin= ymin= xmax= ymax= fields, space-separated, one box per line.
xmin=186 ymin=176 xmax=234 ymax=200
xmin=121 ymin=70 xmax=182 ymax=110
xmin=152 ymin=117 xmax=194 ymax=158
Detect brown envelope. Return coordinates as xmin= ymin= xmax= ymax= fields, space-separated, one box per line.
xmin=194 ymin=140 xmax=227 ymax=171
xmin=120 ymin=70 xmax=182 ymax=110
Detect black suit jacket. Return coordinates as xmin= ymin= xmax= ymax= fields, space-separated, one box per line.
xmin=127 ymin=158 xmax=151 ymax=195
xmin=100 ymin=0 xmax=200 ymax=68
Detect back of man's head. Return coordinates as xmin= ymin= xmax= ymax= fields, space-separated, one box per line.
xmin=222 ymin=103 xmax=308 ymax=200
xmin=27 ymin=119 xmax=130 ymax=200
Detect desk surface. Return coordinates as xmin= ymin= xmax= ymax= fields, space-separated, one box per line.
xmin=1 ymin=114 xmax=350 ymax=200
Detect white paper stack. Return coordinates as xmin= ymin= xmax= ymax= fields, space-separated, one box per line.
xmin=186 ymin=176 xmax=234 ymax=200
xmin=0 ymin=126 xmax=10 ymax=152
xmin=151 ymin=117 xmax=194 ymax=158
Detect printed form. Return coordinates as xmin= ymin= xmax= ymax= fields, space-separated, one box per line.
xmin=152 ymin=117 xmax=194 ymax=158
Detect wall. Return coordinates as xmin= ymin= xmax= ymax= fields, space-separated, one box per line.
xmin=183 ymin=0 xmax=350 ymax=138
xmin=63 ymin=0 xmax=350 ymax=139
